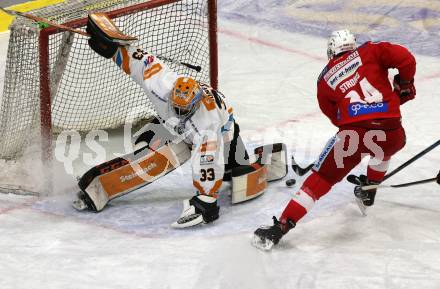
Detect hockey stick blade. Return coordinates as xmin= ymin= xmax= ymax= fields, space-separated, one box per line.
xmin=291 ymin=156 xmax=313 ymax=176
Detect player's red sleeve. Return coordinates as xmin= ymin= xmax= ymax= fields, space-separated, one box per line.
xmin=374 ymin=42 xmax=416 ymax=81
xmin=317 ymin=82 xmax=338 ymax=126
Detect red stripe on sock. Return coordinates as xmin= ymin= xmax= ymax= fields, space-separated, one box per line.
xmin=280 ymin=200 xmax=308 ymax=223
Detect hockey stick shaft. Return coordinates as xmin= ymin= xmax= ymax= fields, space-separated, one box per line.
xmin=362 ymin=176 xmax=438 ymax=190
xmin=383 ymin=139 xmax=440 ymax=181
xmin=156 ymin=56 xmax=202 ymax=72
xmin=347 ymin=139 xmax=440 ymax=185
xmin=1 ymin=7 xmax=202 ymax=72
xmin=1 ymin=7 xmax=90 ymax=37
xmin=286 ymin=156 xmax=314 ymax=186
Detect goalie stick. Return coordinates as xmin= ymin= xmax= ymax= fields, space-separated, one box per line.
xmin=1 ymin=7 xmax=93 ymax=38
xmin=157 ymin=55 xmax=202 ymax=73
xmin=0 ymin=7 xmax=202 ymax=72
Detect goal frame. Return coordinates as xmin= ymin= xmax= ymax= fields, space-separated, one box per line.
xmin=38 ymin=0 xmax=218 ymax=160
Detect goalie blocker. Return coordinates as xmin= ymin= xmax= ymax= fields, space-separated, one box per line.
xmin=73 ymin=142 xmax=287 ymax=212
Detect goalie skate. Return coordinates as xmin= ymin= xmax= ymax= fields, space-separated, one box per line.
xmin=172 ymin=209 xmax=204 ymax=228
xmin=72 ymin=191 xmax=89 ymax=211
xmin=171 ymin=195 xmax=219 ymax=228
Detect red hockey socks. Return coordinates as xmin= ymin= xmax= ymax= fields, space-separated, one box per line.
xmin=280 ymin=172 xmax=332 ymax=224
xmin=367 ymin=156 xmax=390 ymax=182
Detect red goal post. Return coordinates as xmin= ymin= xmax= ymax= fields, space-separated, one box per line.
xmin=0 ymin=0 xmax=218 ymax=161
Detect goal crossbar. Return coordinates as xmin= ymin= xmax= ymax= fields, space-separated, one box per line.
xmin=39 ymin=0 xmax=218 ymax=160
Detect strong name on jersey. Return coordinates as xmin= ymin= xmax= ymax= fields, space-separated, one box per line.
xmin=317 ymin=41 xmax=416 ymax=127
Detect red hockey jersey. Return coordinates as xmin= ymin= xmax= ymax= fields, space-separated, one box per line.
xmin=317 ymin=41 xmax=416 ymax=127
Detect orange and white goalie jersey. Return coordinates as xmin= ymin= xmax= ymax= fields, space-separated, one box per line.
xmin=112 ymin=46 xmax=235 ymax=197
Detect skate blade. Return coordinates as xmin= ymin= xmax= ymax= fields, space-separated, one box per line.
xmin=171 ymin=214 xmax=204 ymax=229
xmin=251 ymin=234 xmax=274 ymax=251
xmin=355 ymin=197 xmax=367 ymax=216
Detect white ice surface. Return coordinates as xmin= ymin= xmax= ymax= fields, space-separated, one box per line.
xmin=1 ymin=20 xmax=440 ymax=289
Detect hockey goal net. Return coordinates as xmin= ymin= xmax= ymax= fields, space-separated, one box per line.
xmin=0 ymin=0 xmax=218 ymax=162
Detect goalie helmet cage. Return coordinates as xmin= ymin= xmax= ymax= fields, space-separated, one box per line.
xmin=0 ymin=0 xmax=218 ymax=164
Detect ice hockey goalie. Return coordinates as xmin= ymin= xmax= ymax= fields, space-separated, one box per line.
xmin=72 ymin=13 xmax=288 ymax=229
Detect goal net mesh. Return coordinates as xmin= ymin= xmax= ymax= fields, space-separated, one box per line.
xmin=0 ymin=0 xmax=212 ymax=160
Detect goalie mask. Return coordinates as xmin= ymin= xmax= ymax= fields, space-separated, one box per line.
xmin=327 ymin=29 xmax=357 ymax=60
xmin=171 ymin=77 xmax=204 ymax=118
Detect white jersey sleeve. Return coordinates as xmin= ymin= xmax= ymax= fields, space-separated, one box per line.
xmin=111 ymin=49 xmax=236 ymax=198
xmin=186 ymin=87 xmax=235 ymax=197
xmin=112 ymin=46 xmax=179 ymax=119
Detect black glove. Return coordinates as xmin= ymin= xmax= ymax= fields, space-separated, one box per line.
xmin=393 ymin=74 xmax=416 ymax=105
xmin=133 ymin=117 xmax=177 ymax=154
xmin=86 ymin=14 xmax=119 ymax=58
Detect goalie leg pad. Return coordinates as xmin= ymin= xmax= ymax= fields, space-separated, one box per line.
xmin=74 ymin=141 xmax=191 ymax=212
xmin=231 ymin=163 xmax=268 ymax=204
xmin=254 ymin=143 xmax=288 ymax=182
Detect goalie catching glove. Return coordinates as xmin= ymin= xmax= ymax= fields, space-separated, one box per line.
xmin=86 ymin=13 xmax=138 ymax=58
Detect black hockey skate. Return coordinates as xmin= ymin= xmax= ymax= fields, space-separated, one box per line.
xmin=252 ymin=216 xmax=295 ymax=250
xmin=353 ymin=175 xmax=379 ymax=216
xmin=171 ymin=195 xmax=220 ymax=228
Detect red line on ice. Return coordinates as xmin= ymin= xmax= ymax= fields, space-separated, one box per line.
xmin=219 ymin=28 xmax=327 ymax=62
xmin=218 ymin=28 xmax=329 ymax=128
xmin=0 ymin=202 xmax=33 ymax=215
xmin=220 ymin=28 xmax=440 ymax=82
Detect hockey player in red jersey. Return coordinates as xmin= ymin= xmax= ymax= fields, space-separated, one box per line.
xmin=253 ymin=29 xmax=416 ymax=250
